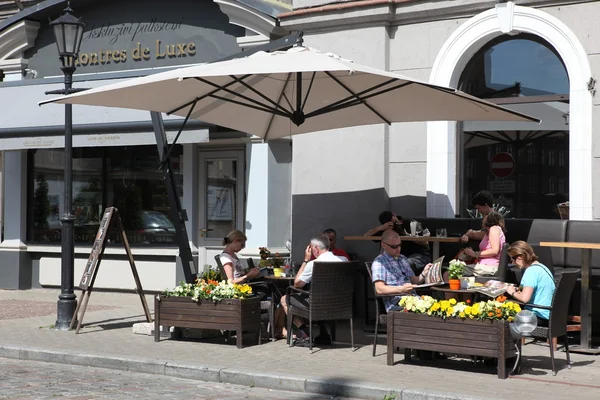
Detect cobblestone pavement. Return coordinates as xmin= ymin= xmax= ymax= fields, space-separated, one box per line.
xmin=0 ymin=358 xmax=357 ymax=400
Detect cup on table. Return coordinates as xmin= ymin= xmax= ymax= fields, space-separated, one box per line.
xmin=436 ymin=228 xmax=447 ymax=238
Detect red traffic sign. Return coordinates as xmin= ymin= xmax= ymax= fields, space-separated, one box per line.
xmin=490 ymin=152 xmax=515 ymax=178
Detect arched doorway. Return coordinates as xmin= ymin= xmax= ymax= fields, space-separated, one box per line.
xmin=426 ymin=4 xmax=592 ymax=220
xmin=458 ymin=34 xmax=570 ymax=218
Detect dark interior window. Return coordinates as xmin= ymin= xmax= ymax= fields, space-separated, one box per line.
xmin=459 ymin=35 xmax=569 ymax=218
xmin=29 ymin=145 xmax=182 ymax=246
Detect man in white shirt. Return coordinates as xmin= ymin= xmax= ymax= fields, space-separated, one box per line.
xmin=276 ymin=233 xmax=348 ymax=345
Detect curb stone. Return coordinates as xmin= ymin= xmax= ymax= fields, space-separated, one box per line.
xmin=0 ymin=345 xmax=498 ymax=400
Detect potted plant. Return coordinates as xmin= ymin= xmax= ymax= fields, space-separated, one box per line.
xmin=448 ymin=259 xmax=466 ymax=290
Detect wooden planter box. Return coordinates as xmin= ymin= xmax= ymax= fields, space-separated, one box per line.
xmin=154 ymin=295 xmax=262 ymax=348
xmin=387 ymin=311 xmax=517 ymax=379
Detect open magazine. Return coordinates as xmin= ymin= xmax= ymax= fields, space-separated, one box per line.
xmin=468 ymin=279 xmax=513 ymax=298
xmin=414 ymin=256 xmax=444 ymax=288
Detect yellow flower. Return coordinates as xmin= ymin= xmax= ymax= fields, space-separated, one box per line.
xmin=446 ymin=306 xmax=454 ymax=317
xmin=440 ymin=300 xmax=450 ymax=311
xmin=449 ymin=298 xmax=457 ymax=305
xmin=459 ymin=312 xmax=465 ymax=318
xmin=431 ymin=303 xmax=440 ymax=312
xmin=464 ymin=306 xmax=472 ymax=315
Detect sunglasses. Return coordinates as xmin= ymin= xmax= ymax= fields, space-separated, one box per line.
xmin=384 ymin=242 xmax=402 ymax=249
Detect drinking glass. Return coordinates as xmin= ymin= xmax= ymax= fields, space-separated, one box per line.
xmin=436 ymin=228 xmax=447 ymax=238
xmin=415 ymin=222 xmax=423 ymax=236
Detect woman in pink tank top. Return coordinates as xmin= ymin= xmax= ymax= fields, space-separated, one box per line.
xmin=463 ymin=212 xmax=506 ymax=276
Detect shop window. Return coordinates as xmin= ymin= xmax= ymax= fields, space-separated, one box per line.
xmin=28 ymin=145 xmax=182 ymax=246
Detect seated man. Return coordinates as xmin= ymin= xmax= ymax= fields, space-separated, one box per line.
xmin=371 ymin=230 xmax=431 ymax=312
xmin=461 ymin=190 xmax=494 ymax=243
xmin=310 ymin=228 xmax=350 ymax=261
xmin=364 ymin=211 xmax=431 ymax=274
xmin=276 ymin=233 xmax=348 ymax=345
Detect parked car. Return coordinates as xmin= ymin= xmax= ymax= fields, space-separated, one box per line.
xmin=137 ymin=211 xmax=175 ymax=245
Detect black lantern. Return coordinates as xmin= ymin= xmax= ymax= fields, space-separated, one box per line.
xmin=49 ymin=1 xmax=84 ymax=66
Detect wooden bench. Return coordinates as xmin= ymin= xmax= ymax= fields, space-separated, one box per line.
xmin=387 ymin=311 xmax=518 ymax=379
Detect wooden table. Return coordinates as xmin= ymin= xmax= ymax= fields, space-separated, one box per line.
xmin=431 ymin=285 xmax=480 ymax=303
xmin=344 ymin=235 xmax=462 ymax=259
xmin=263 ymin=275 xmax=295 ymax=299
xmin=540 ymin=241 xmax=600 ymax=354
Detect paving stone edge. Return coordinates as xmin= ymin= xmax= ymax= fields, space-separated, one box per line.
xmin=0 ymin=345 xmax=493 ymax=400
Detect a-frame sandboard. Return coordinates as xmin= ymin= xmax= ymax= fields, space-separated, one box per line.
xmin=70 ymin=207 xmax=152 ymax=333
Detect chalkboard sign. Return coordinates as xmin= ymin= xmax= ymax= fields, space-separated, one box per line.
xmin=79 ymin=207 xmax=115 ymax=290
xmin=72 ymin=207 xmax=152 ymax=333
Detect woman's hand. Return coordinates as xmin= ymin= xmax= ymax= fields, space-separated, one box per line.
xmin=246 ymin=268 xmax=260 ymax=279
xmin=304 ymin=245 xmax=312 ymax=261
xmin=421 ymin=263 xmax=432 ymax=276
xmin=464 ymin=247 xmax=477 ymax=258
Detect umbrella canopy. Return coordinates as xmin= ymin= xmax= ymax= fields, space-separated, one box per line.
xmin=41 ymin=46 xmax=539 ymax=140
xmin=463 ymin=101 xmax=568 ymax=148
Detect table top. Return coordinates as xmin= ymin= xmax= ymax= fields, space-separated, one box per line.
xmin=539 ymin=241 xmax=600 ymax=250
xmin=344 ymin=235 xmax=462 ymax=243
xmin=263 ymin=275 xmax=295 ymax=281
xmin=431 ymin=285 xmax=476 ymax=294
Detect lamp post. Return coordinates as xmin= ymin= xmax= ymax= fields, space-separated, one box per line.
xmin=49 ymin=1 xmax=85 ymax=331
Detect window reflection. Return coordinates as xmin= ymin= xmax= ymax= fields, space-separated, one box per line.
xmin=29 ymin=145 xmax=182 ymax=246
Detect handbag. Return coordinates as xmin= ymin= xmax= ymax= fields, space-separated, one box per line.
xmin=454 ymin=248 xmax=479 ymax=264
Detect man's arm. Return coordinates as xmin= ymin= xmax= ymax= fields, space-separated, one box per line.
xmin=374 ymin=280 xmax=415 ymax=296
xmin=461 ymin=229 xmax=486 ymax=243
xmin=364 ymin=221 xmax=394 ymax=236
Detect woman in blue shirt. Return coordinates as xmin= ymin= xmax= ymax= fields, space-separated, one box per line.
xmin=505 ymin=241 xmax=556 ymax=325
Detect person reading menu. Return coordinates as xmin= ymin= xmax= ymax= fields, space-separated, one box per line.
xmin=371 ymin=230 xmax=432 ymax=312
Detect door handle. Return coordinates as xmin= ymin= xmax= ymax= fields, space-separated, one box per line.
xmin=199 ymin=228 xmax=213 ymax=232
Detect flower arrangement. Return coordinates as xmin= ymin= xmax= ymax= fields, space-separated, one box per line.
xmin=258 ymin=247 xmax=284 ymax=267
xmin=163 ymin=279 xmax=253 ymax=302
xmin=399 ymin=295 xmax=521 ymax=322
xmin=448 ymin=259 xmax=466 ymax=279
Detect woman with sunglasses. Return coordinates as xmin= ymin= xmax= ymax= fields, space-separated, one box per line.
xmin=505 ymin=241 xmax=555 ymax=326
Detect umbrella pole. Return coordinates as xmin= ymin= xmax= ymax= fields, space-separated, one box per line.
xmin=151 ymin=111 xmax=197 ymax=283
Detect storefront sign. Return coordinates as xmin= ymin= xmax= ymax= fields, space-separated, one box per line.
xmin=26 ymin=0 xmax=243 ymax=77
xmin=0 ymin=129 xmax=209 ymax=151
xmin=489 ymin=180 xmax=516 ymax=194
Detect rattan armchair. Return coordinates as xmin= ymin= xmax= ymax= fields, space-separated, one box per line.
xmin=286 ymin=261 xmax=358 ymax=351
xmin=214 ymin=254 xmax=274 ymax=340
xmin=525 ymin=269 xmax=579 ymax=375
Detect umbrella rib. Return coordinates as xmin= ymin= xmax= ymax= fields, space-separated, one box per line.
xmin=194 ymin=77 xmax=289 ymax=117
xmin=306 ymin=78 xmax=399 ymax=118
xmin=167 ymin=74 xmax=252 ymax=115
xmin=161 ymin=99 xmax=198 ymax=166
xmin=324 ymin=71 xmax=391 ymax=124
xmin=301 ymin=72 xmax=316 ymax=113
xmin=229 ymin=75 xmax=293 ymax=116
xmin=264 ymin=73 xmax=293 ymax=141
xmin=207 ymin=93 xmax=289 ymax=118
xmin=306 ymin=81 xmax=412 ymax=119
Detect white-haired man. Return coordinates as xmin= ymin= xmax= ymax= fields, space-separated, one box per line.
xmin=276 ymin=233 xmax=348 ymax=346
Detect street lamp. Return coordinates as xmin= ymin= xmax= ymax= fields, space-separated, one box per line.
xmin=49 ymin=1 xmax=85 ymax=330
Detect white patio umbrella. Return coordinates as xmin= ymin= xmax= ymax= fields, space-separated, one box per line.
xmin=41 ymin=46 xmax=539 ymax=139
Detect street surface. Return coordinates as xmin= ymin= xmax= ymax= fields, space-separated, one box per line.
xmin=0 ymin=358 xmax=358 ymax=400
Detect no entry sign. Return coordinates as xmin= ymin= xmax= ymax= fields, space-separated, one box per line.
xmin=490 ymin=152 xmax=515 ymax=178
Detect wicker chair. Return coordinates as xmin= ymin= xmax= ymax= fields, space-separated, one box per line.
xmin=214 ymin=254 xmax=274 ymax=340
xmin=286 ymin=261 xmax=358 ymax=351
xmin=525 ymin=269 xmax=579 ymax=376
xmin=364 ymin=262 xmax=389 ymax=356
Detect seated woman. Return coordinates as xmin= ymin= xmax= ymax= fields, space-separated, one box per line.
xmin=219 ymin=230 xmax=260 ymax=284
xmin=505 ymin=241 xmax=555 ymax=326
xmin=462 ymin=211 xmax=506 ymax=277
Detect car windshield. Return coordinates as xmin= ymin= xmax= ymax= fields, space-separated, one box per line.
xmin=141 ymin=212 xmax=175 ymax=229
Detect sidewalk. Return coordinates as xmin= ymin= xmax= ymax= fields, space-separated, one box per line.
xmin=1 ymin=289 xmax=599 ymax=400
